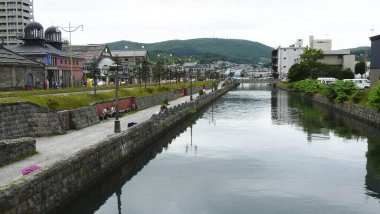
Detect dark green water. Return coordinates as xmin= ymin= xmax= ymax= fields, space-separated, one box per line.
xmin=61 ymin=84 xmax=380 ymax=214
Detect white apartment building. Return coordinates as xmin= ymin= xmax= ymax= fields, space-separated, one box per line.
xmin=0 ymin=0 xmax=33 ymax=45
xmin=273 ymin=39 xmax=306 ymax=80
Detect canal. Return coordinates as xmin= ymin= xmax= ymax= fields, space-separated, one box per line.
xmin=61 ymin=84 xmax=380 ymax=214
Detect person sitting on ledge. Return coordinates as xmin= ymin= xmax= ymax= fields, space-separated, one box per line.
xmin=110 ymin=106 xmax=116 ymax=117
xmin=101 ymin=108 xmax=108 ymax=120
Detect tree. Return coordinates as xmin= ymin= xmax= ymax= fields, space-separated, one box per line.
xmin=152 ymin=62 xmax=164 ymax=86
xmin=288 ymin=63 xmax=310 ymax=82
xmin=340 ymin=68 xmax=355 ymax=79
xmin=300 ymin=48 xmax=323 ymax=63
xmin=135 ymin=58 xmax=142 ymax=87
xmin=141 ymin=58 xmax=150 ymax=88
xmin=89 ymin=57 xmax=100 ymax=94
xmin=355 ymin=61 xmax=366 ymax=77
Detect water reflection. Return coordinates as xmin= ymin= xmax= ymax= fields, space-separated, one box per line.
xmin=367 ymin=137 xmax=380 ymax=199
xmin=271 ymin=89 xmax=380 ymax=200
xmin=58 ymin=111 xmax=206 ymax=214
xmin=271 ymin=90 xmax=372 ymax=142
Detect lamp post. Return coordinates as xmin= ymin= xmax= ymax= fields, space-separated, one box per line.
xmin=113 ymin=56 xmax=123 ymax=133
xmin=57 ymin=22 xmax=83 ymax=87
xmin=190 ymin=69 xmax=193 ymax=101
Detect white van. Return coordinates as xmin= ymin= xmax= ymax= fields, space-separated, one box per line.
xmin=343 ymin=79 xmax=370 ymax=89
xmin=317 ymin=77 xmax=337 ymax=84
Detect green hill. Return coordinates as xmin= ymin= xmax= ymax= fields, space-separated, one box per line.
xmin=347 ymin=46 xmax=371 ymax=61
xmin=107 ymin=38 xmax=272 ymax=64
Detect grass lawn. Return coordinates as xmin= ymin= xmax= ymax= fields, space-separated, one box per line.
xmin=0 ymin=81 xmax=215 ymax=111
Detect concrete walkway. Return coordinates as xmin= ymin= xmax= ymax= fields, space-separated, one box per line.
xmin=0 ymin=94 xmax=197 ymax=187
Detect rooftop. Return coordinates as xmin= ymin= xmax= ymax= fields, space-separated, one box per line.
xmin=111 ymin=50 xmax=148 ymax=58
xmin=67 ymin=44 xmax=111 ymax=63
xmin=0 ymin=46 xmax=42 ymax=66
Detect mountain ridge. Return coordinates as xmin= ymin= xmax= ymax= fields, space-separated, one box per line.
xmin=107 ymin=38 xmax=273 ymax=64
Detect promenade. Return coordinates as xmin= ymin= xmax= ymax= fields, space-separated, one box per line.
xmin=0 ymin=94 xmax=195 ymax=187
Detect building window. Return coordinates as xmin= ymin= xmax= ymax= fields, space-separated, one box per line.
xmin=283 ymin=66 xmax=286 ymax=68
xmin=61 ymin=59 xmax=63 ymax=64
xmin=65 ymin=60 xmax=67 ymax=64
xmin=284 ymin=57 xmax=287 ymax=60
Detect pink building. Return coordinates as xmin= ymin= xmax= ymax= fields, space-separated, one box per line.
xmin=8 ymin=22 xmax=85 ymax=88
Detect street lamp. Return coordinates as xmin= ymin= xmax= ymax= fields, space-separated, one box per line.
xmin=57 ymin=22 xmax=83 ymax=87
xmin=190 ymin=69 xmax=193 ymax=101
xmin=112 ymin=56 xmax=124 ymax=133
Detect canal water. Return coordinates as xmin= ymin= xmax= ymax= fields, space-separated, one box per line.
xmin=61 ymin=84 xmax=380 ymax=214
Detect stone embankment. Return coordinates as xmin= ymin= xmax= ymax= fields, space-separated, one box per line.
xmin=0 ymin=138 xmax=35 ymax=165
xmin=0 ymin=102 xmax=63 ymax=140
xmin=0 ymin=84 xmax=236 ymax=214
xmin=276 ymin=84 xmax=380 ymax=128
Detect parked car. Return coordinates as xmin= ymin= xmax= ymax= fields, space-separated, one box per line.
xmin=97 ymin=80 xmax=106 ymax=86
xmin=343 ymin=79 xmax=370 ymax=89
xmin=317 ymin=77 xmax=337 ymax=85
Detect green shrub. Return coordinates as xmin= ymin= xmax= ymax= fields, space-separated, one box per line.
xmin=351 ymin=90 xmax=365 ymax=104
xmin=293 ymin=80 xmax=321 ymax=95
xmin=369 ymin=82 xmax=380 ymax=111
xmin=321 ymin=80 xmax=357 ymax=104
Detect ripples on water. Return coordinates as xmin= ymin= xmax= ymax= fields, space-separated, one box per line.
xmin=61 ymin=83 xmax=380 ymax=214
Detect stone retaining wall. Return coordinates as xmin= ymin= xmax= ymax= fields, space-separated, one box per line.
xmin=136 ymin=92 xmax=176 ymax=110
xmin=69 ymin=106 xmax=100 ymax=130
xmin=0 ymin=84 xmax=237 ymax=214
xmin=0 ymin=102 xmax=63 ymax=140
xmin=276 ymin=84 xmax=380 ymax=128
xmin=0 ymin=138 xmax=36 ymax=165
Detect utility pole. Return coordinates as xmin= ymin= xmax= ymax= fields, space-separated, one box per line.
xmin=58 ymin=22 xmax=83 ymax=87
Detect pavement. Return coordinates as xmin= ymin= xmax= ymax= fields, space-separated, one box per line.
xmin=0 ymin=94 xmax=196 ymax=187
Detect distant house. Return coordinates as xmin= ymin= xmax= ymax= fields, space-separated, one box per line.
xmin=110 ymin=49 xmax=150 ymax=84
xmin=67 ymin=44 xmax=114 ymax=82
xmin=370 ymin=35 xmax=380 ymax=87
xmin=183 ymin=62 xmax=214 ymax=80
xmin=0 ymin=45 xmax=44 ymax=90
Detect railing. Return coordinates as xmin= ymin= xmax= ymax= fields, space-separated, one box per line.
xmin=232 ymin=78 xmax=279 ymax=84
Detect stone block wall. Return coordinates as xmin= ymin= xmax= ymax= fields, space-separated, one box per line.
xmin=0 ymin=83 xmax=236 ymax=214
xmin=69 ymin=106 xmax=100 ymax=130
xmin=0 ymin=102 xmax=63 ymax=140
xmin=136 ymin=92 xmax=176 ymax=110
xmin=276 ymin=84 xmax=380 ymax=128
xmin=311 ymin=94 xmax=380 ymax=127
xmin=0 ymin=138 xmax=36 ymax=165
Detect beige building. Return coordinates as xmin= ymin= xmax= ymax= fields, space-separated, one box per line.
xmin=309 ymin=35 xmax=355 ymax=72
xmin=318 ymin=50 xmax=356 ymax=71
xmin=309 ymin=35 xmax=332 ymax=51
xmin=0 ymin=0 xmax=33 ymax=45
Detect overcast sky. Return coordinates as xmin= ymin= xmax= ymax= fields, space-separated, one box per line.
xmin=34 ymin=0 xmax=379 ymax=49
